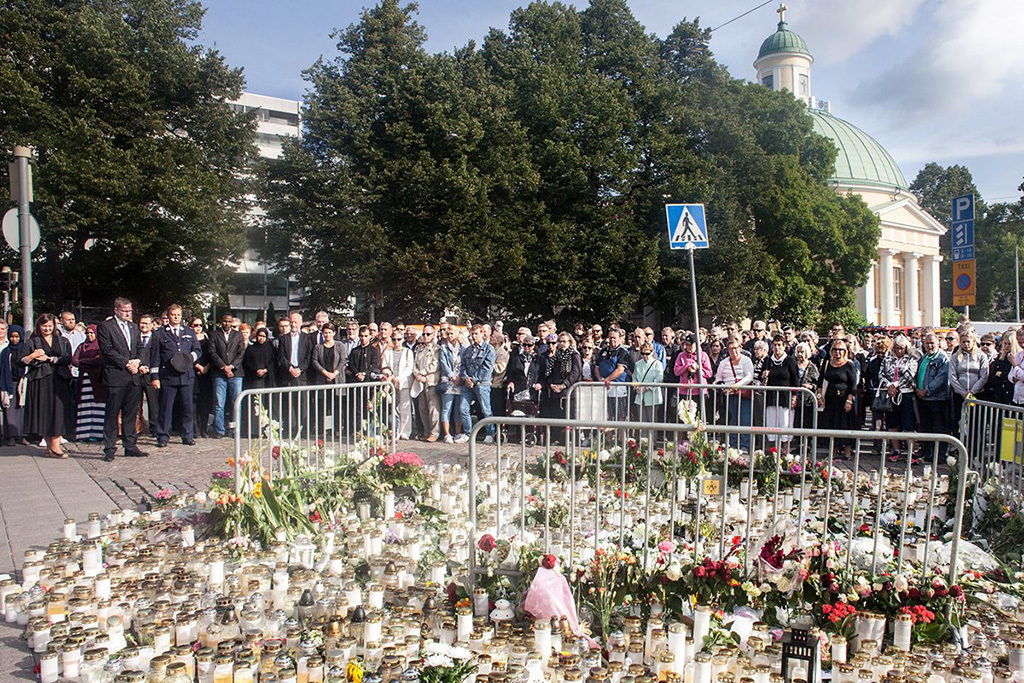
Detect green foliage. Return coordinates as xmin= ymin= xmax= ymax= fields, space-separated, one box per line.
xmin=974 ymin=203 xmax=1024 ymax=320
xmin=262 ymin=0 xmax=879 ymax=323
xmin=0 ymin=0 xmax=258 ymax=311
xmin=827 ymin=305 xmax=869 ymax=335
xmin=940 ymin=307 xmax=961 ymax=328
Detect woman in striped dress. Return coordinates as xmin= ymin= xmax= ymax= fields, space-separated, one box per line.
xmin=72 ymin=324 xmax=106 ymax=442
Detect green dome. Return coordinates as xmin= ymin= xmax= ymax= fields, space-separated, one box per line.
xmin=809 ymin=108 xmax=908 ymax=191
xmin=757 ymin=21 xmax=810 ymax=59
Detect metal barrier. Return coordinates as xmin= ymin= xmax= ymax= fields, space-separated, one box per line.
xmin=232 ymin=382 xmax=397 ymax=491
xmin=562 ymin=381 xmax=818 ymax=455
xmin=467 ymin=416 xmax=967 ymax=593
xmin=960 ymin=396 xmax=1024 ymax=492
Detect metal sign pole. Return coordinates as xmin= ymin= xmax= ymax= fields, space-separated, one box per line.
xmin=12 ymin=146 xmax=33 ymax=329
xmin=687 ymin=245 xmax=705 ymax=422
xmin=1017 ymin=242 xmax=1021 ymax=323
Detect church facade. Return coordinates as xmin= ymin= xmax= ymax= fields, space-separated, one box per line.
xmin=754 ymin=7 xmax=946 ymax=327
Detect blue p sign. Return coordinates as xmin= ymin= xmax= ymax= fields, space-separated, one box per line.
xmin=952 ymin=194 xmax=975 ymax=223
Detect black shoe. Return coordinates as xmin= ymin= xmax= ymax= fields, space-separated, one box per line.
xmin=182 ymin=438 xmax=196 ymax=446
xmin=125 ymin=448 xmax=148 ymax=458
xmin=102 ymin=452 xmax=115 ymax=462
xmin=209 ymin=433 xmax=223 ymax=440
xmin=155 ymin=439 xmax=168 ymax=448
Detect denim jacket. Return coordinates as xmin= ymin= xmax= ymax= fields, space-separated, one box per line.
xmin=439 ymin=343 xmax=456 ymax=382
xmin=459 ymin=343 xmax=495 ymax=385
xmin=918 ymin=352 xmax=950 ymax=401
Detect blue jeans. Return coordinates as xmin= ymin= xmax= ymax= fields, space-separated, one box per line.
xmin=441 ymin=391 xmax=461 ymax=423
xmin=726 ymin=396 xmax=753 ymax=452
xmin=460 ymin=383 xmax=494 ymax=436
xmin=212 ymin=375 xmax=243 ymax=435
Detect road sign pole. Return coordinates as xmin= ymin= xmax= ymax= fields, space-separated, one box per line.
xmin=13 ymin=146 xmax=33 ymax=329
xmin=687 ymin=245 xmax=706 ymax=423
xmin=1016 ymin=242 xmax=1020 ymax=323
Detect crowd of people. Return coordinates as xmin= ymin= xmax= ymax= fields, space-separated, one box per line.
xmin=1 ymin=297 xmax=1020 ymax=460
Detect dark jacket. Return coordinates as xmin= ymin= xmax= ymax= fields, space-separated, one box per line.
xmin=312 ymin=343 xmax=348 ymax=385
xmin=275 ymin=332 xmax=312 ymax=385
xmin=20 ymin=334 xmax=73 ymax=382
xmin=242 ymin=341 xmax=275 ymax=389
xmin=149 ymin=324 xmax=201 ymax=386
xmin=543 ymin=350 xmax=582 ymax=393
xmin=507 ymin=350 xmax=542 ymax=401
xmin=208 ymin=328 xmax=245 ymax=378
xmin=97 ymin=317 xmax=144 ymax=387
xmin=346 ymin=343 xmax=382 ymax=383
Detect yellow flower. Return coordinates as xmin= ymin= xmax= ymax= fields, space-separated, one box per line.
xmin=253 ymin=481 xmax=263 ymax=498
xmin=346 ymin=661 xmax=364 ymax=683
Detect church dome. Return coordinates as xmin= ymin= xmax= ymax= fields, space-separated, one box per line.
xmin=757 ymin=21 xmax=810 ymax=60
xmin=808 ymin=108 xmax=908 ymax=191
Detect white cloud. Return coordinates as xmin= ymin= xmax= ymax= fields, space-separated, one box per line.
xmin=853 ymin=0 xmax=1024 ymax=119
xmin=788 ymin=0 xmax=926 ymax=63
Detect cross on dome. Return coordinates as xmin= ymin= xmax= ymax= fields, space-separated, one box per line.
xmin=777 ymin=3 xmax=787 ymax=23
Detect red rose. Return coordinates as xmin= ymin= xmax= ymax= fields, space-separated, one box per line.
xmin=309 ymin=510 xmax=322 ymax=523
xmin=950 ymin=585 xmax=963 ymax=598
xmin=478 ymin=534 xmax=497 ymax=552
xmin=271 ymin=446 xmax=281 ymax=460
xmin=541 ymin=554 xmax=558 ymax=570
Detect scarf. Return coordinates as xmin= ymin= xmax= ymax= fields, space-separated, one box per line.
xmin=547 ymin=347 xmax=574 ymax=379
xmin=75 ymin=324 xmax=106 ymax=401
xmin=0 ymin=325 xmax=24 ymax=395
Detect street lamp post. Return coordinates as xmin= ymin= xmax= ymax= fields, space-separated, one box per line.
xmin=12 ymin=146 xmax=33 ymax=329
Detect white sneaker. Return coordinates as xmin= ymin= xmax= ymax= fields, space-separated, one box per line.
xmin=453 ymin=434 xmax=470 ymax=444
xmin=443 ymin=435 xmax=454 ymax=444
xmin=483 ymin=435 xmax=494 ymax=444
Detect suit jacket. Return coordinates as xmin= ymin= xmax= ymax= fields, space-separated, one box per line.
xmin=20 ymin=335 xmax=73 ymax=382
xmin=311 ymin=343 xmax=348 ymax=385
xmin=276 ymin=332 xmax=311 ymax=385
xmin=97 ymin=317 xmax=144 ymax=388
xmin=149 ymin=324 xmax=201 ymax=386
xmin=208 ymin=328 xmax=245 ymax=378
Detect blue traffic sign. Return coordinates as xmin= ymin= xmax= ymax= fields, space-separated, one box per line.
xmin=666 ymin=203 xmax=708 ymax=250
xmin=953 ymin=245 xmax=975 ymax=261
xmin=952 ymin=220 xmax=974 ymax=248
xmin=952 ymin=194 xmax=975 ymax=223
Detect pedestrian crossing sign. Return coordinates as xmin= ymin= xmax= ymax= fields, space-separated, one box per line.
xmin=666 ymin=203 xmax=709 ymax=249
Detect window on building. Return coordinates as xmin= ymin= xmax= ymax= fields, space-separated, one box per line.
xmin=762 ymin=75 xmax=773 ymax=89
xmin=893 ymin=266 xmax=903 ymax=315
xmin=799 ymin=73 xmax=809 ymax=96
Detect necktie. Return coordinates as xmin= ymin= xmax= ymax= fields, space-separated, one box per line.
xmin=121 ymin=321 xmax=131 ymax=347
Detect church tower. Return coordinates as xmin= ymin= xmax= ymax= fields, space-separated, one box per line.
xmin=752 ymin=3 xmax=813 ymax=104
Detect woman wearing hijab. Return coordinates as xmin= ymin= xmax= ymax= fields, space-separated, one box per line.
xmin=0 ymin=325 xmax=26 ymax=445
xmin=71 ymin=324 xmax=106 ymax=442
xmin=20 ymin=313 xmax=73 ymax=457
xmin=240 ymin=326 xmax=275 ymax=437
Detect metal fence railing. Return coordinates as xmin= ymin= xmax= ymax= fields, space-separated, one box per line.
xmin=232 ymin=382 xmax=396 ymax=490
xmin=467 ymin=416 xmax=967 ymax=592
xmin=562 ymin=381 xmax=818 ymax=452
xmin=960 ymin=396 xmax=1024 ymax=493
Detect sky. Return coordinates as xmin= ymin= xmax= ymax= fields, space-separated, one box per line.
xmin=198 ymin=0 xmax=1024 ymax=206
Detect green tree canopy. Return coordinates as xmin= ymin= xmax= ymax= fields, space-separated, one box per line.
xmin=263 ymin=0 xmax=879 ymax=325
xmin=0 ymin=0 xmax=256 ymax=311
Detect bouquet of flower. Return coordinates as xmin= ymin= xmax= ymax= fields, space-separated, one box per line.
xmin=379 ymin=452 xmax=429 ymax=492
xmin=419 ymin=643 xmax=476 ymax=683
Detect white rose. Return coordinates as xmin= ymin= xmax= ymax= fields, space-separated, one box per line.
xmin=666 ymin=563 xmax=682 ymax=581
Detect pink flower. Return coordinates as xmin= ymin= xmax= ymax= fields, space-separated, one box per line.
xmin=154 ymin=488 xmax=174 ymax=501
xmin=658 ymin=540 xmax=676 ymax=554
xmin=383 ymin=452 xmax=424 ymax=468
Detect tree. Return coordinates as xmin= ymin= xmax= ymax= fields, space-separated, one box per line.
xmin=0 ymin=0 xmax=256 ymax=311
xmin=974 ymin=202 xmax=1024 ymax=320
xmin=264 ymin=0 xmax=880 ymax=326
xmin=909 ymin=163 xmax=985 ymax=309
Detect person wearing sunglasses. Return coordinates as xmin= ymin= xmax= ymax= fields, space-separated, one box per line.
xmin=412 ymin=325 xmax=441 ymax=442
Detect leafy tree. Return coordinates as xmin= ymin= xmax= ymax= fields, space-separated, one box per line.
xmin=0 ymin=0 xmax=256 ymax=311
xmin=974 ymin=202 xmax=1024 ymax=320
xmin=264 ymin=0 xmax=881 ymax=326
xmin=909 ymin=163 xmax=985 ymax=309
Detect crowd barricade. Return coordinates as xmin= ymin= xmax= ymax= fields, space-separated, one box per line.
xmin=562 ymin=381 xmax=818 ymax=449
xmin=231 ymin=382 xmax=396 ymax=491
xmin=960 ymin=396 xmax=1024 ymax=496
xmin=466 ymin=416 xmax=967 ymax=592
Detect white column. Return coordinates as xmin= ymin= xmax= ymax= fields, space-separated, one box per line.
xmin=856 ymin=261 xmax=877 ymax=324
xmin=902 ymin=252 xmax=921 ymax=328
xmin=921 ymin=255 xmax=942 ymax=327
xmin=878 ymin=249 xmax=896 ymax=326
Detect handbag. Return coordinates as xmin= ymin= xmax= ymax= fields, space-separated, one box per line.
xmin=871 ymin=386 xmax=895 ymax=413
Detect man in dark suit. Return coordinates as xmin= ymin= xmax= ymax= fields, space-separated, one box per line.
xmin=276 ymin=312 xmax=311 ymax=387
xmin=97 ymin=297 xmax=149 ymax=462
xmin=209 ymin=312 xmax=245 ymax=438
xmin=149 ymin=303 xmax=201 ymax=447
xmin=138 ymin=314 xmax=159 ymax=435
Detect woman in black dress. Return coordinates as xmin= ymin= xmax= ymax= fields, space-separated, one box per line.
xmin=819 ymin=337 xmax=858 ymax=457
xmin=312 ymin=323 xmax=347 ymax=439
xmin=20 ymin=314 xmax=72 ymax=458
xmin=541 ymin=333 xmax=582 ymax=442
xmin=241 ymin=327 xmax=275 ymax=436
xmin=190 ymin=317 xmax=214 ymax=438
